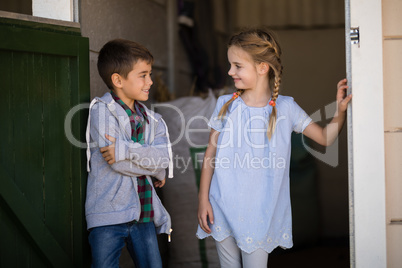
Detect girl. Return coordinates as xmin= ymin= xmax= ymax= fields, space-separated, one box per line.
xmin=196 ymin=28 xmax=352 ymax=267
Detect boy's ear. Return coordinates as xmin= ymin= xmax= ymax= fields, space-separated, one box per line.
xmin=258 ymin=62 xmax=269 ymax=75
xmin=111 ymin=73 xmax=122 ymax=88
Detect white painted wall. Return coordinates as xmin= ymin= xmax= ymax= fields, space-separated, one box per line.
xmin=383 ymin=0 xmax=402 ymax=267
xmin=32 ymin=0 xmax=73 ymax=22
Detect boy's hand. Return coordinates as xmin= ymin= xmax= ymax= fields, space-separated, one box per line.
xmin=100 ymin=134 xmax=116 ymax=165
xmin=154 ymin=178 xmax=166 ymax=188
xmin=336 ymin=78 xmax=352 ymax=114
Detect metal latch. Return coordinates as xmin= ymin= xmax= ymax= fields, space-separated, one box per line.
xmin=390 ymin=218 xmax=402 ymax=224
xmin=350 ymin=27 xmax=360 ymax=45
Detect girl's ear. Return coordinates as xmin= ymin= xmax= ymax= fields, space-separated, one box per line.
xmin=257 ymin=62 xmax=269 ymax=75
xmin=111 ymin=73 xmax=122 ymax=88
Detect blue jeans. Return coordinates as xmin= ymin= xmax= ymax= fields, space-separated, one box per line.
xmin=88 ymin=221 xmax=162 ymax=268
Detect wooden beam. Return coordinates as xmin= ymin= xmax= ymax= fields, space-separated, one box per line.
xmin=0 ymin=168 xmax=74 ymax=267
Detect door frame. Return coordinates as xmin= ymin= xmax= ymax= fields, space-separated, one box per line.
xmin=345 ymin=0 xmax=387 ymax=267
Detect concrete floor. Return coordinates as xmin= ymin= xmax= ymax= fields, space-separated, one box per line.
xmin=119 ymin=242 xmax=349 ymax=267
xmin=269 ymin=244 xmax=349 ymax=268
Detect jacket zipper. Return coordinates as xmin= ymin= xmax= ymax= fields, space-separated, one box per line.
xmin=106 ymin=99 xmax=173 ymax=242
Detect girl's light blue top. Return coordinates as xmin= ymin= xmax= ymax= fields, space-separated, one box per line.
xmin=196 ymin=94 xmax=312 ymax=253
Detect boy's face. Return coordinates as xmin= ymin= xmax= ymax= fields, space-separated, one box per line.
xmin=117 ymin=60 xmax=153 ymax=102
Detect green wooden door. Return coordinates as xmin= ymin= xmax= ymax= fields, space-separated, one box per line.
xmin=0 ymin=18 xmax=90 ymax=267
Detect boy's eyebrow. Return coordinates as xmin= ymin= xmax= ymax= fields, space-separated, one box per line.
xmin=138 ymin=69 xmax=152 ymax=74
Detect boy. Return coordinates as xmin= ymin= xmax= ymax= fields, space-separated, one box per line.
xmin=85 ymin=39 xmax=173 ymax=268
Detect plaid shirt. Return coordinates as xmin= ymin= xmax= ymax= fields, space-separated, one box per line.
xmin=111 ymin=91 xmax=154 ymax=223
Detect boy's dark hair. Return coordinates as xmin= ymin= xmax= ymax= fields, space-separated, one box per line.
xmin=97 ymin=39 xmax=154 ymax=89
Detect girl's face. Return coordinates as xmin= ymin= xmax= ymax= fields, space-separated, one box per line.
xmin=227 ymin=46 xmax=259 ymax=90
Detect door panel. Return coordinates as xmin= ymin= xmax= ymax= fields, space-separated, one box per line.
xmin=0 ymin=17 xmax=90 ymax=267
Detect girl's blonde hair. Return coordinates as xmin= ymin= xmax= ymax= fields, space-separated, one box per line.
xmin=218 ymin=28 xmax=283 ymax=139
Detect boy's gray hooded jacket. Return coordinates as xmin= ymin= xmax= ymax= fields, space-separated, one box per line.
xmin=85 ymin=92 xmax=173 ymax=234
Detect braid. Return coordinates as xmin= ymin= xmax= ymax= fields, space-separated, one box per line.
xmin=267 ymin=70 xmax=281 ymax=139
xmin=262 ymin=39 xmax=280 ymax=59
xmin=218 ymin=89 xmax=245 ymax=120
xmin=272 ymin=75 xmax=281 ymax=101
